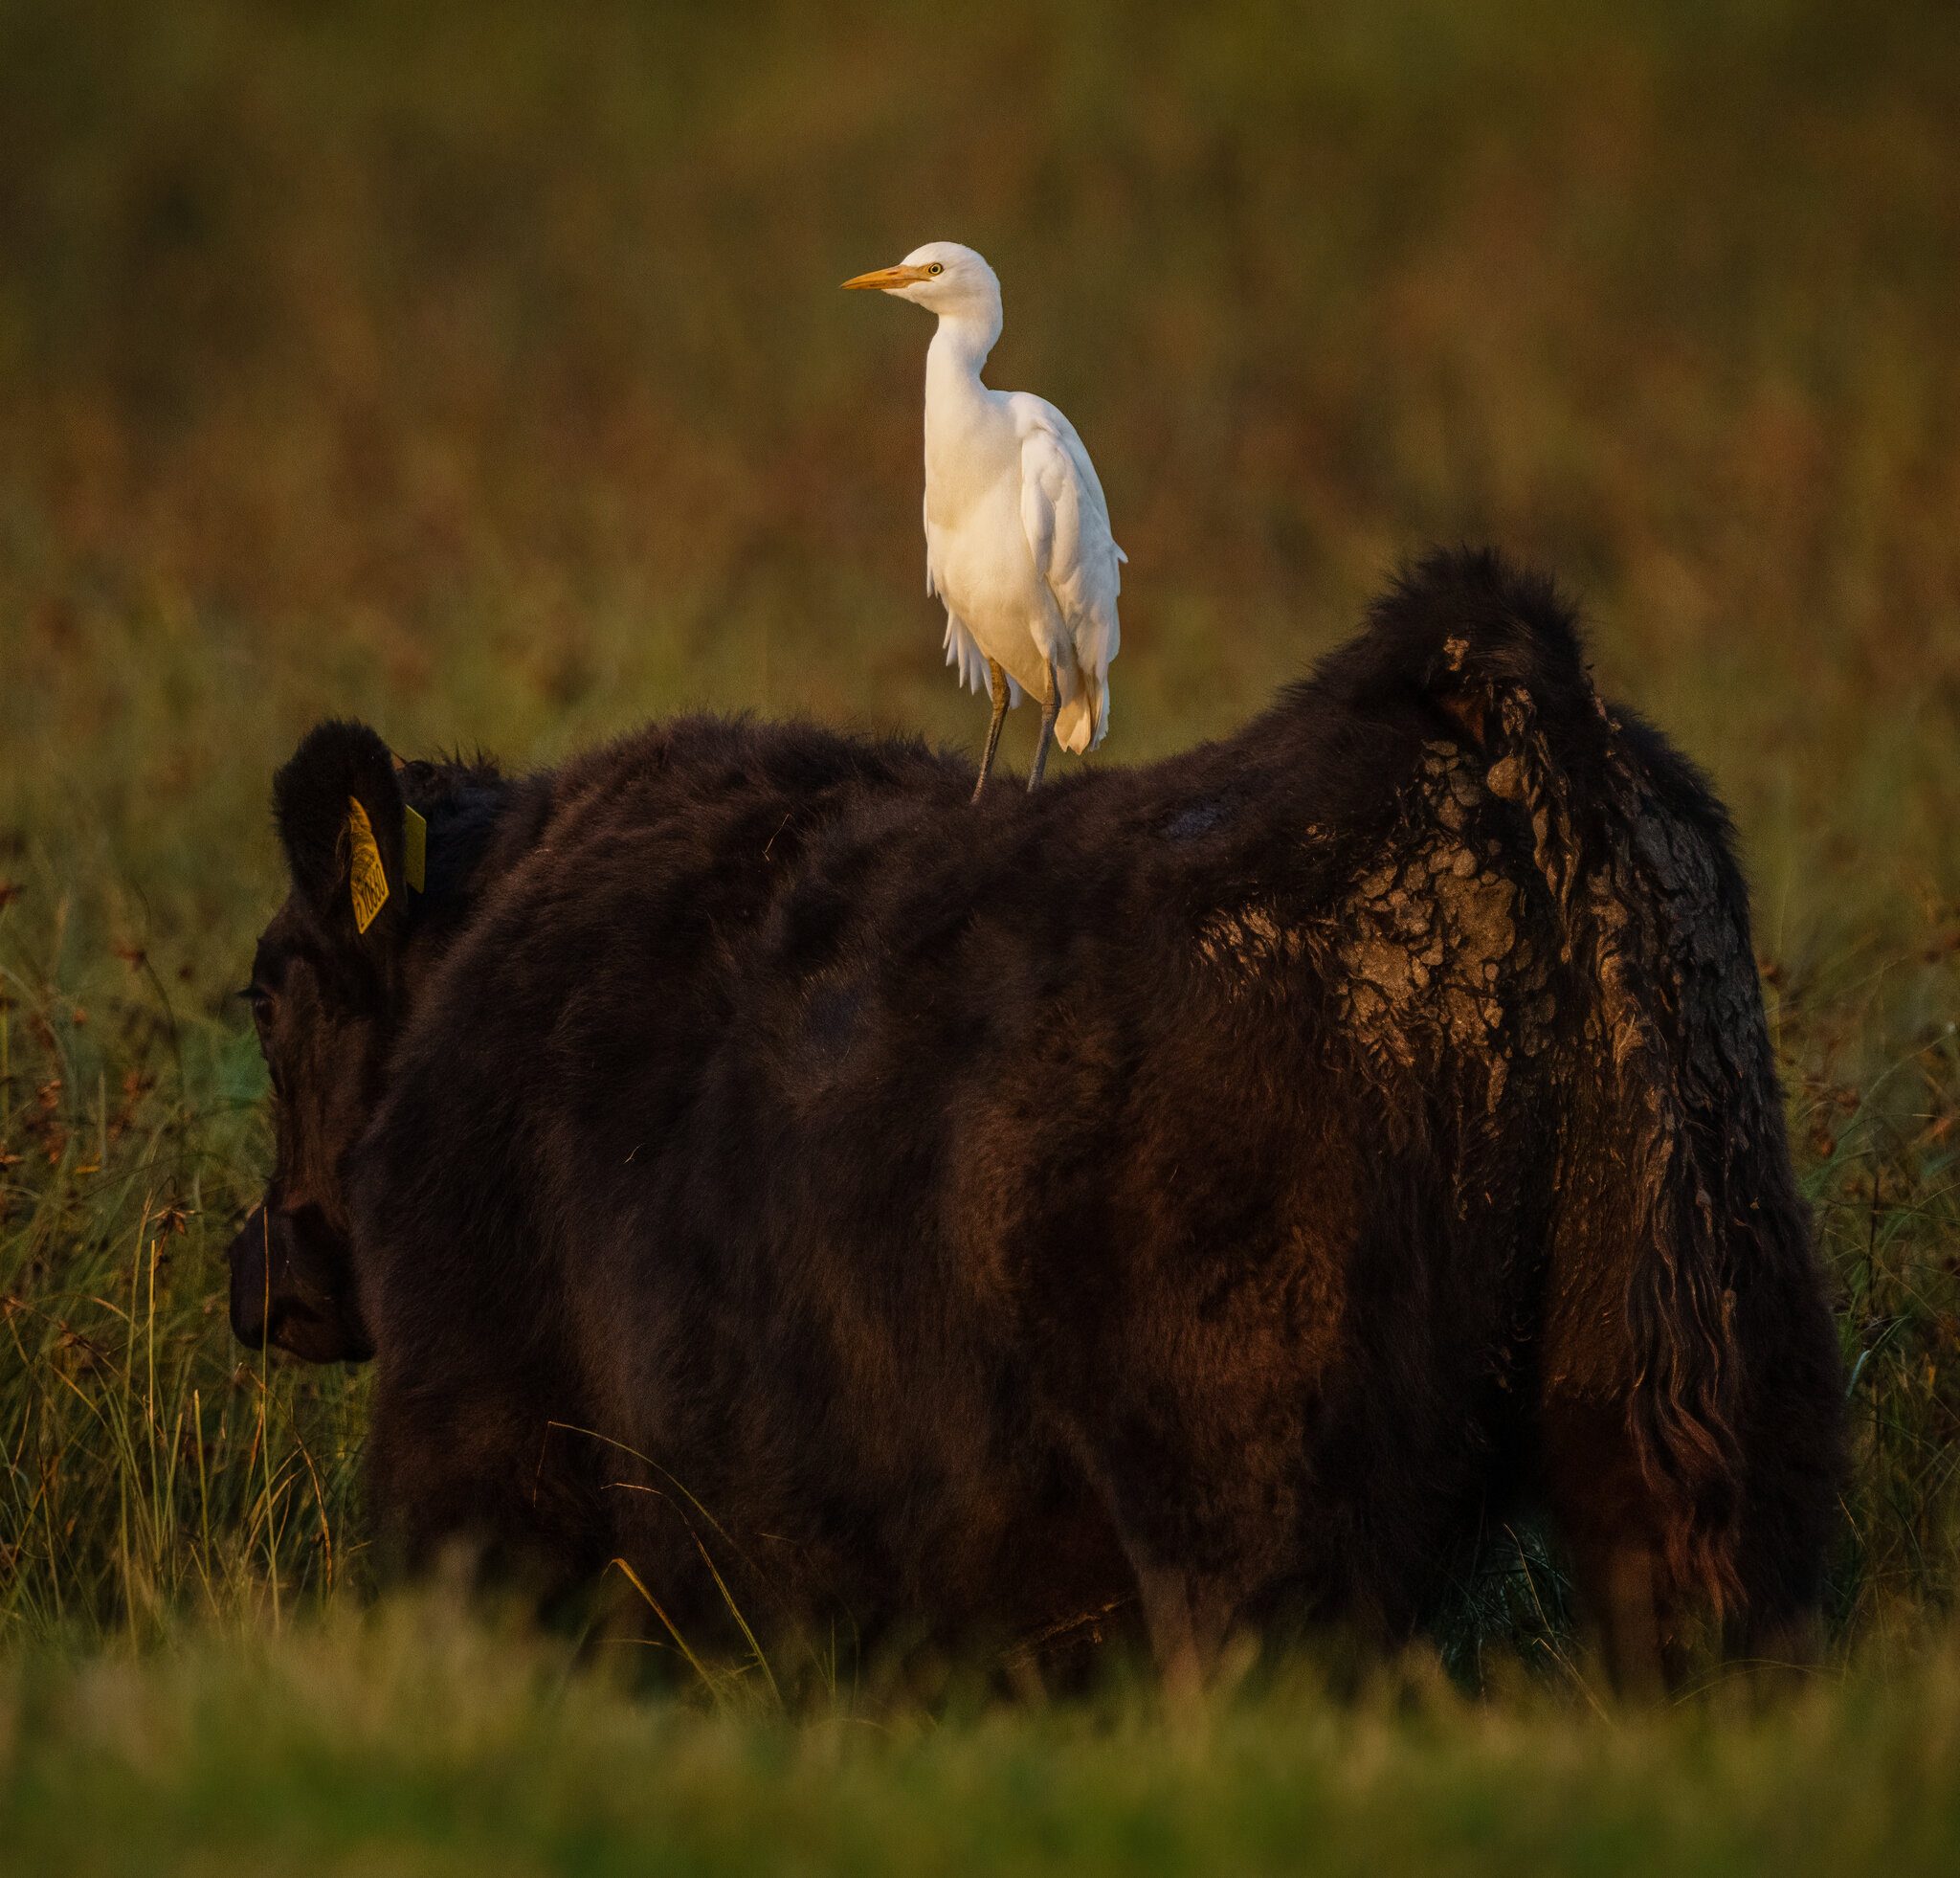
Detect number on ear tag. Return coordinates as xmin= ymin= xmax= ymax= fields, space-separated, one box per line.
xmin=346 ymin=797 xmax=390 ymax=934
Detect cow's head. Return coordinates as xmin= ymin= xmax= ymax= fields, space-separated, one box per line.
xmin=228 ymin=720 xmax=474 ymax=1363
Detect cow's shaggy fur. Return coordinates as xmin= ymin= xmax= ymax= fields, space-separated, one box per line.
xmin=230 ymin=548 xmax=1843 ymax=1688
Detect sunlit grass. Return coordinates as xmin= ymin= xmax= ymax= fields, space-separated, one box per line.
xmin=5 ymin=1599 xmax=1960 ymax=1875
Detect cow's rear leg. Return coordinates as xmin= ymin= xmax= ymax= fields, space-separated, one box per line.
xmin=1544 ymin=1397 xmax=1675 ymax=1697
xmin=1128 ymin=1556 xmax=1238 ymax=1701
xmin=1055 ymin=1318 xmax=1302 ymax=1699
xmin=1570 ymin=1528 xmax=1666 ymax=1698
xmin=1105 ymin=1484 xmax=1268 ymax=1702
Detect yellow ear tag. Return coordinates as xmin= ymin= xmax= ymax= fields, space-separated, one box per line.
xmin=346 ymin=797 xmax=390 ymax=934
xmin=402 ymin=804 xmax=427 ymax=892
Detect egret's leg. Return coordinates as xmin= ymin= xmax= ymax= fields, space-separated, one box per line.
xmin=1027 ymin=659 xmax=1061 ymax=792
xmin=972 ymin=659 xmax=1010 ymax=804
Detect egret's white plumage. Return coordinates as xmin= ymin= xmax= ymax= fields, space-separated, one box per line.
xmin=844 ymin=242 xmax=1125 ymax=794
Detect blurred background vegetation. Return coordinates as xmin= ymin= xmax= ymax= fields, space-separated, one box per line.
xmin=2 ymin=0 xmax=1958 ymax=1866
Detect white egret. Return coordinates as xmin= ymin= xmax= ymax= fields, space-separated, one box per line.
xmin=843 ymin=242 xmax=1125 ymax=799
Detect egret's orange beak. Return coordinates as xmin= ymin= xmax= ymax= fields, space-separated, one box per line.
xmin=840 ymin=263 xmax=931 ymax=291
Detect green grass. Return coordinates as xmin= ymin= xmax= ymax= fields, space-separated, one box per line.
xmin=6 ymin=1607 xmax=1960 ymax=1876
xmin=2 ymin=0 xmax=1959 ymax=1867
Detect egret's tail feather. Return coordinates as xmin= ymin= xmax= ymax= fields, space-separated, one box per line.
xmin=1056 ymin=681 xmax=1107 ymax=755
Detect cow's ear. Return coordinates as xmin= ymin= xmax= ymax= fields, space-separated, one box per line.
xmin=273 ymin=720 xmax=411 ymax=951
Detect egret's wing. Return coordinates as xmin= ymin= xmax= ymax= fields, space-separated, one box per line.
xmin=1013 ymin=395 xmax=1123 ymax=749
xmin=1013 ymin=394 xmax=1126 ymax=567
xmin=924 ymin=488 xmax=936 ymax=597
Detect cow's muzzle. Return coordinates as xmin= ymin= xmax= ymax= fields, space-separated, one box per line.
xmin=227 ymin=1201 xmax=374 ymax=1365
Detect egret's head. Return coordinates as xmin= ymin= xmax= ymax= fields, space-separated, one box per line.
xmin=841 ymin=241 xmax=1000 ymax=319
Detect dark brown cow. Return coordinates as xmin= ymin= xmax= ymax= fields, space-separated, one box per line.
xmin=230 ymin=548 xmax=1843 ymax=1690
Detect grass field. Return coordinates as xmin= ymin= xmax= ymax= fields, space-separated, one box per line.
xmin=3 ymin=0 xmax=1958 ymax=1867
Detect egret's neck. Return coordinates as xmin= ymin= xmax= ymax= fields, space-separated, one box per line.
xmin=924 ymin=305 xmax=1000 ymax=404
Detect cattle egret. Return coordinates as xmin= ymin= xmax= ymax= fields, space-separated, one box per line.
xmin=843 ymin=242 xmax=1125 ymax=799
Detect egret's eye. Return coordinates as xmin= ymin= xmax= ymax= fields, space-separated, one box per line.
xmin=926 ymin=262 xmax=944 ymax=276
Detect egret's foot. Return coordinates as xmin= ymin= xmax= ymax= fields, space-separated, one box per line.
xmin=1027 ymin=659 xmax=1060 ymax=792
xmin=973 ymin=658 xmax=1010 ymax=804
